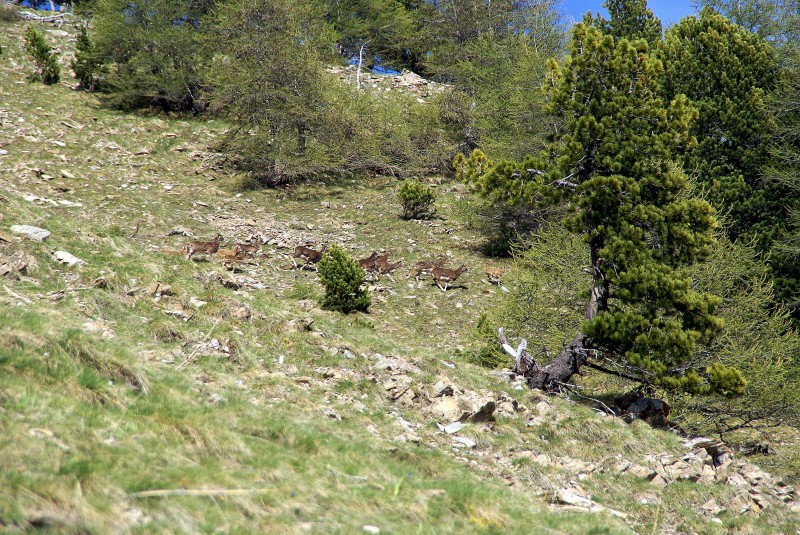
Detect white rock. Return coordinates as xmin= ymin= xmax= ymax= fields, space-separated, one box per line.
xmin=53 ymin=251 xmax=85 ymax=267
xmin=453 ymin=437 xmax=476 ymax=448
xmin=362 ymin=526 xmax=380 ymax=534
xmin=189 ymin=296 xmax=208 ymax=308
xmin=10 ymin=225 xmax=50 ymax=242
xmin=438 ymin=421 xmax=464 ymax=434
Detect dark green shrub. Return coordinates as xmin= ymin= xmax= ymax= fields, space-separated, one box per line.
xmin=24 ymin=26 xmax=61 ymax=85
xmin=397 ymin=179 xmax=436 ymax=220
xmin=71 ymin=25 xmax=102 ymax=91
xmin=317 ymin=244 xmax=370 ymax=313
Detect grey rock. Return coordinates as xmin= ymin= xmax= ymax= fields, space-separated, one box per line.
xmin=372 ymin=357 xmax=421 ymax=374
xmin=438 ymin=421 xmax=464 ymax=434
xmin=453 ymin=436 xmax=476 ymax=448
xmin=11 ymin=225 xmax=50 ymax=241
xmin=53 ymin=251 xmax=85 ymax=266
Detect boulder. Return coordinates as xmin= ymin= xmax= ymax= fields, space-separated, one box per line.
xmin=11 ymin=225 xmax=50 ymax=241
xmin=53 ymin=251 xmax=85 ymax=267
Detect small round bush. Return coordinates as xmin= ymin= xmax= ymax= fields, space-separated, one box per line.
xmin=317 ymin=244 xmax=370 ymax=313
xmin=397 ymin=179 xmax=436 ymax=220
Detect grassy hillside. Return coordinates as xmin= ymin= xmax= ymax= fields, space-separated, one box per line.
xmin=1 ymin=18 xmax=798 ymax=534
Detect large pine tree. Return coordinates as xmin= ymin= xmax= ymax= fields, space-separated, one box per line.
xmin=460 ymin=23 xmax=744 ymax=394
xmin=658 ymin=8 xmax=800 ymax=316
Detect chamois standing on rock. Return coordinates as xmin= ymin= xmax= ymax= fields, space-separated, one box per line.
xmin=409 ymin=256 xmax=448 ymax=280
xmin=292 ymin=245 xmax=324 ymax=269
xmin=432 ymin=265 xmax=468 ymax=291
xmin=185 ymin=235 xmax=222 ymax=260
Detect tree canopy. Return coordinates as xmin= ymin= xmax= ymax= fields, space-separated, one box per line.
xmin=459 ymin=22 xmax=744 ymax=395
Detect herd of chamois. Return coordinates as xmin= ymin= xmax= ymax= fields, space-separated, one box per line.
xmin=182 ymin=236 xmax=501 ymax=292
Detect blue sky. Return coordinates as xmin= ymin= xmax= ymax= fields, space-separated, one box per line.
xmin=562 ymin=0 xmax=698 ymax=26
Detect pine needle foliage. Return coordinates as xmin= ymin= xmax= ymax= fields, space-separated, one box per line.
xmin=460 ymin=22 xmax=744 ymax=395
xmin=659 ymin=9 xmax=794 ymax=311
xmin=397 ymin=179 xmax=436 ymax=220
xmin=71 ymin=24 xmax=102 ymax=91
xmin=587 ymin=0 xmax=663 ymax=46
xmin=24 ymin=26 xmax=60 ymax=85
xmin=317 ymin=244 xmax=370 ymax=313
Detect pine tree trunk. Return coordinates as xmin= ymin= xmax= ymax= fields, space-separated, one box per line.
xmin=297 ymin=124 xmax=306 ymax=157
xmin=519 ymin=237 xmax=606 ymax=391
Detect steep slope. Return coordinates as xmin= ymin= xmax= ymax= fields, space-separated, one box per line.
xmin=0 ymin=18 xmax=798 ymax=534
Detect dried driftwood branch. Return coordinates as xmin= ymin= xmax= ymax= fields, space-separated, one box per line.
xmin=498 ymin=327 xmax=537 ymax=375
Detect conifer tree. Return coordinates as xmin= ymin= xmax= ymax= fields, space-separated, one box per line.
xmin=24 ymin=25 xmax=60 ymax=85
xmin=71 ymin=24 xmax=101 ymax=91
xmin=91 ymin=0 xmax=213 ymax=110
xmin=588 ymin=0 xmax=662 ymax=46
xmin=318 ymin=245 xmax=370 ymax=313
xmin=659 ymin=9 xmax=799 ymax=315
xmin=692 ymin=0 xmax=800 ymax=42
xmin=459 ymin=23 xmax=744 ymax=395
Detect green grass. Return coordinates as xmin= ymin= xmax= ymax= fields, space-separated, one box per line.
xmin=0 ymin=20 xmax=798 ymax=534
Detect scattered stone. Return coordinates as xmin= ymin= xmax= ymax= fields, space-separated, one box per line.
xmin=324 ymin=407 xmax=342 ymax=420
xmin=167 ymin=227 xmax=191 ymax=237
xmin=623 ymin=463 xmax=657 ymax=481
xmin=145 ymin=282 xmax=172 ymax=297
xmin=453 ymin=436 xmax=476 ymax=448
xmin=297 ymin=299 xmax=315 ymax=312
xmin=699 ymin=498 xmax=724 ymax=515
xmin=372 ymin=356 xmax=421 ymax=374
xmin=428 ymin=397 xmax=469 ymax=422
xmin=431 ymin=380 xmax=454 ymax=398
xmin=207 ymin=393 xmax=226 ymax=404
xmin=60 ymin=169 xmax=75 ymax=179
xmin=82 ymin=321 xmax=115 ymax=339
xmin=189 ymin=296 xmax=207 ymax=308
xmin=555 ymin=489 xmax=628 ymax=519
xmin=53 ymin=251 xmax=85 ymax=267
xmin=165 ymin=307 xmax=193 ymax=322
xmin=10 ymin=225 xmax=50 ymax=242
xmin=362 ymin=526 xmax=380 ymax=534
xmin=437 ymin=421 xmax=464 ymax=434
xmin=281 ymin=318 xmax=313 ymax=334
xmin=0 ymin=251 xmax=30 ymax=277
xmin=469 ymin=399 xmax=496 ymax=423
xmin=233 ymin=306 xmax=251 ymax=320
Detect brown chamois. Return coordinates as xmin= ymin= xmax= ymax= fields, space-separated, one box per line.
xmin=376 ymin=257 xmax=403 ymax=281
xmin=185 ymin=234 xmax=222 ymax=260
xmin=358 ymin=251 xmax=379 ymax=270
xmin=292 ymin=245 xmax=324 ymax=269
xmin=432 ymin=265 xmax=468 ymax=291
xmin=485 ymin=267 xmax=503 ymax=284
xmin=233 ymin=242 xmax=259 ymax=259
xmin=217 ymin=248 xmax=245 ymax=262
xmin=409 ymin=256 xmax=448 ymax=280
